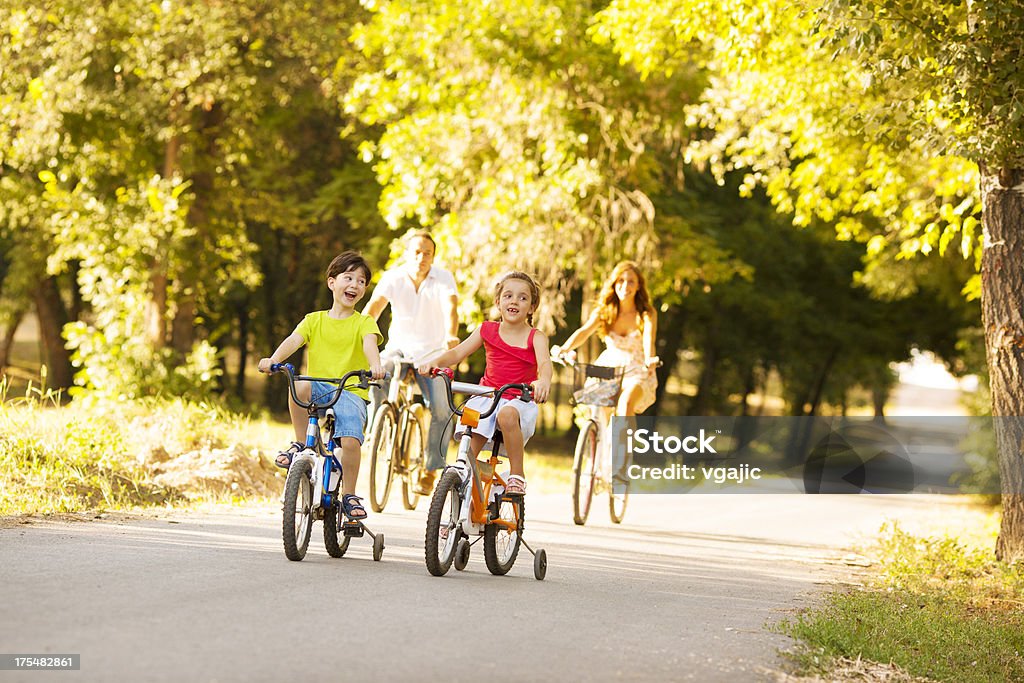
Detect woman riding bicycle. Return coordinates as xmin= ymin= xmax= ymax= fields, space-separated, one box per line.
xmin=552 ymin=261 xmax=659 ymax=417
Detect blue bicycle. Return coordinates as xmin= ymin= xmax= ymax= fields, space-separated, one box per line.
xmin=270 ymin=363 xmax=386 ymax=562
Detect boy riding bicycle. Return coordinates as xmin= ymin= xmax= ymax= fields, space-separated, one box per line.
xmin=258 ymin=251 xmax=385 ymax=520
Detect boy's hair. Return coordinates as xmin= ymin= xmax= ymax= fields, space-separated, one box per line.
xmin=494 ymin=271 xmax=541 ymax=325
xmin=405 ymin=229 xmax=436 ymax=251
xmin=326 ymin=251 xmax=371 ymax=281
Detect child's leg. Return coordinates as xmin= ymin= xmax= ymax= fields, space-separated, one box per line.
xmin=331 ymin=391 xmax=369 ymax=503
xmin=337 ymin=437 xmax=361 ymax=496
xmin=289 ymin=380 xmax=312 ymax=442
xmin=496 ymin=405 xmax=525 ymax=478
xmin=468 ymin=433 xmax=489 ymax=459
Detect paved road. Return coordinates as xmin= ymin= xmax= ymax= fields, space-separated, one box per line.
xmin=0 ymin=492 xmax=968 ymax=683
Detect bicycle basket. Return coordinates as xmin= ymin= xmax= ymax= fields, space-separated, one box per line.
xmin=570 ymin=363 xmax=625 ymax=407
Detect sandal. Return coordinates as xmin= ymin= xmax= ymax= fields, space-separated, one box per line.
xmin=505 ymin=475 xmax=526 ymax=496
xmin=341 ymin=494 xmax=367 ymax=520
xmin=275 ymin=442 xmax=303 ymax=469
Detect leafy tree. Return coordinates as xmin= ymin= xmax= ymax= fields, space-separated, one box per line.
xmin=592 ymin=0 xmax=1024 ymax=559
xmin=340 ymin=0 xmax=734 ymax=330
xmin=1 ymin=1 xmax=379 ymax=400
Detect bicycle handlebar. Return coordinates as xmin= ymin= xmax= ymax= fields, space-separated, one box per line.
xmin=269 ymin=363 xmax=389 ymax=411
xmin=429 ymin=367 xmax=534 ymax=419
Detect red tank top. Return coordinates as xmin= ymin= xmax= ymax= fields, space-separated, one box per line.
xmin=480 ymin=321 xmax=538 ymax=397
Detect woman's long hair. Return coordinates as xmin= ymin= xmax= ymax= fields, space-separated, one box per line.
xmin=595 ymin=261 xmax=653 ymax=337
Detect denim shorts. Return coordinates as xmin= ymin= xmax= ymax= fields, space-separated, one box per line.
xmin=310 ymin=382 xmax=368 ymax=444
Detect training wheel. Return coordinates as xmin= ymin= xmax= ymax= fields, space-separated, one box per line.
xmin=373 ymin=533 xmax=385 ymax=561
xmin=454 ymin=538 xmax=471 ymax=571
xmin=534 ymin=548 xmax=547 ymax=581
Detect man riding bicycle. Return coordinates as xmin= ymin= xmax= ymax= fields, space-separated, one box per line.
xmin=363 ymin=230 xmax=460 ymax=495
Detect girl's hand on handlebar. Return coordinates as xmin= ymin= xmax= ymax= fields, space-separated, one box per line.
xmin=531 ymin=378 xmax=551 ymax=403
xmin=416 ymin=363 xmax=435 ymax=376
xmin=257 ymin=357 xmax=273 ymax=374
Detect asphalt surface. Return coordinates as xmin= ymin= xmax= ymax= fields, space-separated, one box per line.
xmin=0 ymin=491 xmax=966 ymax=683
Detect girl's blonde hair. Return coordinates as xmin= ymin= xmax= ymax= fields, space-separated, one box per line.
xmin=494 ymin=271 xmax=540 ymax=326
xmin=595 ymin=261 xmax=653 ymax=336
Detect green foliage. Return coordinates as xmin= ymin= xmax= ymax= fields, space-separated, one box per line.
xmin=342 ymin=0 xmax=728 ymax=328
xmin=592 ymin=0 xmax=987 ymax=299
xmin=1 ymin=0 xmax=379 ymax=400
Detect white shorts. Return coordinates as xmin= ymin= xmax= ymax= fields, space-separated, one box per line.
xmin=455 ymin=395 xmax=539 ymax=446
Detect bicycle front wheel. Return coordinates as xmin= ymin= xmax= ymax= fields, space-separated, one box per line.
xmin=572 ymin=420 xmax=599 ymax=526
xmin=401 ymin=404 xmax=426 ymax=510
xmin=609 ymin=478 xmax=630 ymax=524
xmin=424 ymin=469 xmax=462 ymax=576
xmin=484 ymin=495 xmax=523 ymax=576
xmin=368 ymin=402 xmax=397 ymax=512
xmin=282 ymin=458 xmax=314 ymax=561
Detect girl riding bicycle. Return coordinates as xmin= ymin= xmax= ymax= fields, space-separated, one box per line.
xmin=419 ymin=271 xmax=552 ymax=496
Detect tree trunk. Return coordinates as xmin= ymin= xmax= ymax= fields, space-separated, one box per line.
xmin=805 ymin=345 xmax=839 ymax=417
xmin=234 ymin=301 xmax=249 ymax=398
xmin=172 ymin=103 xmax=224 ymax=354
xmin=147 ymin=132 xmax=181 ymax=349
xmin=981 ymin=166 xmax=1024 ymax=563
xmin=0 ymin=307 xmax=27 ymax=370
xmin=691 ymin=342 xmax=718 ymax=415
xmin=654 ymin=306 xmax=687 ymax=410
xmin=32 ymin=275 xmax=74 ymax=391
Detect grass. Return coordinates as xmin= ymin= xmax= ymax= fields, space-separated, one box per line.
xmin=0 ymin=378 xmax=281 ymax=516
xmin=779 ymin=519 xmax=1024 ymax=682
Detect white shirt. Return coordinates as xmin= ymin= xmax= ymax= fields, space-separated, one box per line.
xmin=375 ymin=265 xmax=457 ymax=363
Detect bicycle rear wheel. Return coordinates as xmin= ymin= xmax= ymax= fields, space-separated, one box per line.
xmin=484 ymin=495 xmax=523 ymax=575
xmin=282 ymin=458 xmax=314 ymax=561
xmin=572 ymin=420 xmax=599 ymax=525
xmin=368 ymin=403 xmax=397 ymax=512
xmin=323 ymin=505 xmax=351 ymax=558
xmin=400 ymin=404 xmax=426 ymax=510
xmin=424 ymin=469 xmax=462 ymax=576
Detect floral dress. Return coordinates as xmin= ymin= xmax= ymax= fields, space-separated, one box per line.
xmin=595 ymin=329 xmax=657 ymax=413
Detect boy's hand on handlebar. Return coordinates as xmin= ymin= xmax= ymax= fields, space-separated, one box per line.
xmin=369 ymin=361 xmax=386 ymax=380
xmin=416 ymin=363 xmax=435 ymax=376
xmin=257 ymin=357 xmax=273 ymax=374
xmin=531 ymin=378 xmax=550 ymax=403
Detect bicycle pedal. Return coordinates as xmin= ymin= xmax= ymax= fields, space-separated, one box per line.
xmin=343 ymin=522 xmax=364 ymax=538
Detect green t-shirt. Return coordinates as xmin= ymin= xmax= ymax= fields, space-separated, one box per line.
xmin=295 ymin=311 xmax=382 ymax=400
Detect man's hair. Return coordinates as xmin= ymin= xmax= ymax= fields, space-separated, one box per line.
xmin=406 ymin=230 xmax=436 ymax=251
xmin=326 ymin=250 xmax=371 ymax=281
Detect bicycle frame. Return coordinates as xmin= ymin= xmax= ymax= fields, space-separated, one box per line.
xmin=271 ymin=362 xmax=378 ymax=512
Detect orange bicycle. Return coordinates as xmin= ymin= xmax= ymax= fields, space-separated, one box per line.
xmin=422 ymin=368 xmax=547 ymax=580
